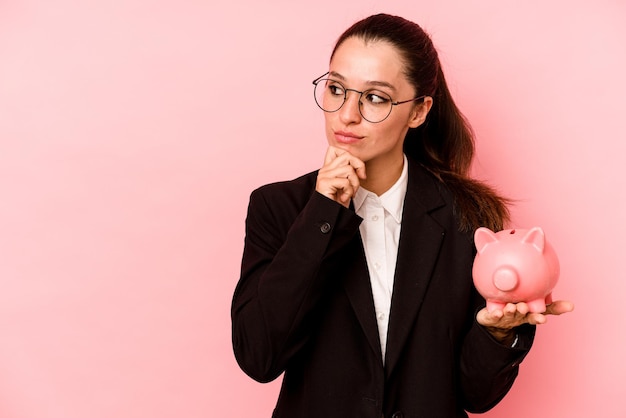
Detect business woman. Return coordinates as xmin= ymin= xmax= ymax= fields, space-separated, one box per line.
xmin=231 ymin=13 xmax=573 ymax=418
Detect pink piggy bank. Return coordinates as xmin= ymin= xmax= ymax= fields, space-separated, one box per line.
xmin=472 ymin=227 xmax=560 ymax=313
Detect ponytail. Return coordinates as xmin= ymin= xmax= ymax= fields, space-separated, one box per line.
xmin=404 ymin=66 xmax=510 ymax=232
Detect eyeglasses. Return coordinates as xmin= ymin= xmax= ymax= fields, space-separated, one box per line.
xmin=312 ymin=72 xmax=426 ymax=123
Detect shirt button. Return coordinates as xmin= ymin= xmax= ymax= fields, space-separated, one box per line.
xmin=374 ymin=262 xmax=381 ymax=270
xmin=377 ymin=312 xmax=385 ymax=320
xmin=371 ymin=215 xmax=379 ymax=221
xmin=320 ymin=222 xmax=331 ymax=234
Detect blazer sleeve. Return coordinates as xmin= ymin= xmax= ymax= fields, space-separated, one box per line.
xmin=459 ymin=295 xmax=536 ymax=413
xmin=231 ymin=188 xmax=362 ymax=383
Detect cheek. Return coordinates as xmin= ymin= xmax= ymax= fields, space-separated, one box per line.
xmin=379 ymin=117 xmax=407 ymax=137
xmin=323 ymin=112 xmax=332 ymax=126
xmin=323 ymin=110 xmax=334 ymax=126
xmin=323 ymin=114 xmax=334 ymax=141
xmin=375 ymin=120 xmax=411 ymax=147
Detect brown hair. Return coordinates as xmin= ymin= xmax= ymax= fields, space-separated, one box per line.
xmin=332 ymin=14 xmax=510 ymax=232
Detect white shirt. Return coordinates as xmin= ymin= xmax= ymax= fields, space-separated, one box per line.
xmin=352 ymin=155 xmax=408 ymax=363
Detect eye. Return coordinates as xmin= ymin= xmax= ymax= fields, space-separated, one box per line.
xmin=364 ymin=90 xmax=390 ymax=105
xmin=327 ymin=82 xmax=345 ymax=97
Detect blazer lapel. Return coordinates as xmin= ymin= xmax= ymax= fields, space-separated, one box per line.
xmin=341 ymin=232 xmax=384 ymax=364
xmin=384 ymin=161 xmax=446 ymax=377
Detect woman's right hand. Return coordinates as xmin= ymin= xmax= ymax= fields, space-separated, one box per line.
xmin=315 ymin=146 xmax=367 ymax=208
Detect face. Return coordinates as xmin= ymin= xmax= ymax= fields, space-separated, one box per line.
xmin=324 ymin=36 xmax=432 ymax=166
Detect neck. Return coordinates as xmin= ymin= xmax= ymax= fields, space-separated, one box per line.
xmin=360 ymin=154 xmax=405 ymax=196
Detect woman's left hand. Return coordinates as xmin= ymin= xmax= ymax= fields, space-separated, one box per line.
xmin=476 ymin=300 xmax=574 ymax=344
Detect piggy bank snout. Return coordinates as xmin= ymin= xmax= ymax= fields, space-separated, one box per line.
xmin=493 ymin=266 xmax=519 ymax=292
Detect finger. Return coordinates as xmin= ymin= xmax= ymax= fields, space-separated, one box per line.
xmin=478 ymin=305 xmax=530 ymax=330
xmin=545 ymin=300 xmax=575 ymax=316
xmin=515 ymin=302 xmax=529 ymax=316
xmin=346 ymin=170 xmax=361 ymax=193
xmin=323 ymin=146 xmax=346 ymax=166
xmin=348 ymin=157 xmax=367 ymax=180
xmin=503 ymin=303 xmax=517 ymax=315
xmin=321 ymin=148 xmax=366 ymax=181
xmin=340 ymin=188 xmax=353 ymax=205
xmin=321 ymin=157 xmax=360 ymax=179
xmin=476 ymin=307 xmax=502 ymax=326
xmin=322 ymin=147 xmax=365 ymax=173
xmin=321 ymin=178 xmax=356 ymax=207
xmin=319 ymin=165 xmax=358 ymax=189
xmin=318 ymin=163 xmax=353 ymax=183
xmin=339 ymin=181 xmax=358 ymax=206
xmin=526 ymin=313 xmax=548 ymax=325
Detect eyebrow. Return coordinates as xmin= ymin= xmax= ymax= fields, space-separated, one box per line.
xmin=329 ymin=71 xmax=397 ymax=92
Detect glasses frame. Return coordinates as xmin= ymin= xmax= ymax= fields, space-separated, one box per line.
xmin=312 ymin=72 xmax=426 ymax=123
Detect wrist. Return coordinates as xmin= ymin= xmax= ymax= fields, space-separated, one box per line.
xmin=485 ymin=326 xmax=517 ymax=346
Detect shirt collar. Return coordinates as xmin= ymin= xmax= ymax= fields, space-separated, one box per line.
xmin=353 ymin=154 xmax=408 ymax=224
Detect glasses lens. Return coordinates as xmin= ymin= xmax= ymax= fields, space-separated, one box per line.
xmin=360 ymin=90 xmax=393 ymax=123
xmin=314 ymin=79 xmax=345 ymax=112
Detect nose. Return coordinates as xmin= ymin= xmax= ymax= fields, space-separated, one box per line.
xmin=338 ymin=90 xmax=362 ymax=124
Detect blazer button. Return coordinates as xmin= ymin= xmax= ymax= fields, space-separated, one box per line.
xmin=391 ymin=412 xmax=403 ymax=418
xmin=320 ymin=222 xmax=331 ymax=234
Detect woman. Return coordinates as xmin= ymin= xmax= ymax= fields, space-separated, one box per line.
xmin=231 ymin=13 xmax=572 ymax=418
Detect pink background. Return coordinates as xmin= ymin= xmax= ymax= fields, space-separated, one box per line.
xmin=1 ymin=1 xmax=624 ymax=417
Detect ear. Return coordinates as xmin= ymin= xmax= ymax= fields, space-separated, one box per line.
xmin=522 ymin=227 xmax=546 ymax=253
xmin=474 ymin=227 xmax=498 ymax=254
xmin=408 ymin=96 xmax=433 ymax=128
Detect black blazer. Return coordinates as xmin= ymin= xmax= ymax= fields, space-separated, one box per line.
xmin=232 ymin=158 xmax=534 ymax=418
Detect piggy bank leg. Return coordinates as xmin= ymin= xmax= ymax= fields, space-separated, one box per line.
xmin=486 ymin=300 xmax=506 ymax=313
xmin=545 ymin=292 xmax=553 ymax=305
xmin=527 ymin=298 xmax=547 ymax=313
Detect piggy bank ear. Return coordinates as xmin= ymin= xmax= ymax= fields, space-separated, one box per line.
xmin=522 ymin=227 xmax=546 ymax=252
xmin=474 ymin=227 xmax=498 ymax=254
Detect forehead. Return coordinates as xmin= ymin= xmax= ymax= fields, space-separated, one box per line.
xmin=329 ymin=37 xmax=408 ymax=88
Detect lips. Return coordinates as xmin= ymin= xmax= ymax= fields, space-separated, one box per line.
xmin=334 ymin=130 xmax=364 ymax=144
